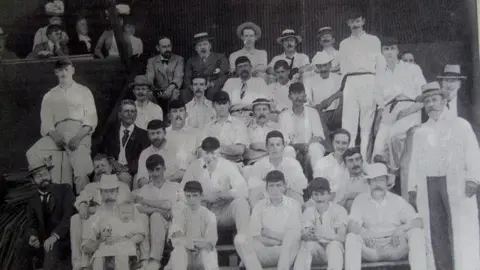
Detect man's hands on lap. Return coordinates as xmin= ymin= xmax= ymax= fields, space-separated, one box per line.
xmin=465 ymin=181 xmax=478 ymax=198
xmin=49 ymin=130 xmax=65 ymax=149
xmin=29 ymin=235 xmax=40 ymax=249
xmin=43 ymin=235 xmax=58 ymax=252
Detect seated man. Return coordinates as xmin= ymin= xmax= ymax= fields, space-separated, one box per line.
xmin=197 ymin=91 xmax=249 ymax=163
xmin=181 ymin=137 xmax=250 ymax=236
xmin=278 ymin=82 xmax=326 ymax=177
xmin=345 ymin=163 xmax=426 ymax=270
xmin=28 ymin=24 xmax=69 ymax=58
xmin=294 ymin=178 xmax=347 ymax=270
xmin=26 ymin=58 xmax=96 ymax=193
xmin=102 ymin=99 xmax=150 ymax=186
xmin=334 ymin=147 xmax=369 ymax=212
xmin=133 ymin=154 xmax=182 ymax=270
xmin=235 ymin=170 xmax=301 ymax=270
xmin=14 ymin=158 xmax=74 ymax=270
xmin=168 ymin=181 xmax=219 ymax=270
xmin=130 ymin=75 xmax=164 ymax=131
xmin=123 ymin=17 xmax=143 ymax=57
xmin=246 ymin=130 xmax=306 ymax=206
xmin=71 ymin=157 xmax=131 ymax=270
xmin=185 ymin=75 xmax=216 ymax=130
xmin=313 ymin=128 xmax=351 ymax=197
xmin=244 ymin=98 xmax=283 ymax=164
xmin=32 ymin=14 xmax=68 ymax=51
xmin=135 ymin=119 xmax=189 ymax=189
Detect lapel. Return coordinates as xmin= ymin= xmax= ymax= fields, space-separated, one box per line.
xmin=125 ymin=126 xmax=138 ymax=154
xmin=155 ymin=55 xmax=167 ymax=75
xmin=47 ymin=185 xmax=57 ymax=213
xmin=166 ymin=55 xmax=178 ymax=74
xmin=32 ymin=194 xmax=45 ymax=226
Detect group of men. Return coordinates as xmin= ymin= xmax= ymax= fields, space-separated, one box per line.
xmin=15 ymin=5 xmax=480 ymax=270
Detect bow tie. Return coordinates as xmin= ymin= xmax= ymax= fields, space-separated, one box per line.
xmin=39 ymin=192 xmax=50 ymax=201
xmin=161 ymin=59 xmax=169 ymax=64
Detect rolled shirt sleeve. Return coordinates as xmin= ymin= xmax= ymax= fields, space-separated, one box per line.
xmin=40 ymin=93 xmax=55 ymax=137
xmin=82 ymin=86 xmax=98 ymax=133
xmin=248 ymin=202 xmax=264 ymax=238
xmin=226 ymin=161 xmax=249 ymax=198
xmin=301 ymin=206 xmax=316 ymax=229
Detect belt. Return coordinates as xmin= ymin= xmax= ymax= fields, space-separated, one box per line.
xmin=384 ymin=98 xmax=416 ymax=113
xmin=54 ymin=118 xmax=82 ymax=127
xmin=339 ymin=72 xmax=375 ymax=92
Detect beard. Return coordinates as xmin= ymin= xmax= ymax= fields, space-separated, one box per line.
xmin=38 ymin=179 xmax=52 ymax=191
xmin=162 ymin=51 xmax=172 ymax=58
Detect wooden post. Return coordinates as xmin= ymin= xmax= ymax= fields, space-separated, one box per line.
xmin=107 ymin=0 xmax=132 ymax=71
xmin=466 ymin=0 xmax=480 ymax=140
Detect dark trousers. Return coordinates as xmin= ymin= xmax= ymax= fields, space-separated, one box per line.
xmin=13 ymin=239 xmax=64 ymax=270
xmin=427 ymin=176 xmax=454 ymax=270
xmin=102 ymin=256 xmax=138 ymax=270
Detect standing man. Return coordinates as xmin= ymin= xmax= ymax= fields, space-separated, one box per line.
xmin=268 ymin=29 xmax=310 ymax=80
xmin=438 ymin=64 xmax=467 ymax=117
xmin=14 ymin=157 xmax=74 ymax=270
xmin=372 ymin=37 xmax=426 ymax=167
xmin=185 ymin=75 xmax=216 ymax=129
xmin=130 ymin=75 xmax=164 ymax=131
xmin=198 ymin=91 xmax=249 ymax=163
xmin=223 ymin=56 xmax=269 ymax=125
xmin=338 ymin=9 xmax=386 ymax=159
xmin=346 ymin=163 xmax=426 ymax=270
xmin=27 ymin=58 xmax=97 ymax=193
xmin=234 ymin=170 xmax=302 ymax=270
xmin=314 ymin=26 xmax=340 ymax=73
xmin=146 ymin=36 xmax=184 ymax=107
xmin=184 ymin=32 xmax=229 ymax=101
xmin=407 ymin=81 xmax=480 ymax=270
xmin=229 ymin=22 xmax=268 ymax=78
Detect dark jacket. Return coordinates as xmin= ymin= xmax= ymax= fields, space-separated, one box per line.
xmin=68 ymin=34 xmax=94 ymax=55
xmin=184 ymin=52 xmax=229 ymax=98
xmin=26 ymin=183 xmax=74 ymax=243
xmin=102 ymin=123 xmax=150 ymax=175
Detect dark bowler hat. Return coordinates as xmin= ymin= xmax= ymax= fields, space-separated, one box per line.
xmin=193 ymin=32 xmax=214 ymax=44
xmin=201 ymin=137 xmax=220 ymax=152
xmin=212 ymin=91 xmax=230 ymax=103
xmin=54 ymin=57 xmax=73 ymax=69
xmin=309 ymin=177 xmax=331 ymax=192
xmin=184 ymin=180 xmax=203 ymax=193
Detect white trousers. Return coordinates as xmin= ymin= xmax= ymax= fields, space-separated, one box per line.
xmin=341 ymin=75 xmax=376 ymax=159
xmin=234 ymin=233 xmax=300 ymax=270
xmin=138 ymin=212 xmax=170 ymax=262
xmin=294 ymin=241 xmax=344 ymax=270
xmin=344 ymin=229 xmax=427 ymax=270
xmin=70 ymin=214 xmax=91 ymax=270
xmin=168 ymin=246 xmax=219 ymax=270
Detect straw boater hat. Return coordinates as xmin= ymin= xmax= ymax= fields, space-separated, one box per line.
xmin=236 ymin=22 xmax=262 ymax=40
xmin=99 ymin=174 xmax=120 ymax=190
xmin=129 ymin=75 xmax=152 ymax=89
xmin=364 ymin=163 xmax=395 ymax=188
xmin=116 ymin=4 xmax=131 ymax=15
xmin=28 ymin=156 xmax=54 ymax=177
xmin=437 ymin=64 xmax=467 ymax=80
xmin=193 ymin=32 xmax=214 ymax=44
xmin=249 ymin=97 xmax=273 ymax=110
xmin=415 ymin=81 xmax=450 ymax=102
xmin=316 ymin=26 xmax=333 ymax=38
xmin=312 ymin=51 xmax=334 ymax=65
xmin=276 ymin=29 xmax=302 ymax=44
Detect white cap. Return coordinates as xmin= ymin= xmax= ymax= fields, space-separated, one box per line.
xmin=99 ymin=174 xmax=120 ymax=190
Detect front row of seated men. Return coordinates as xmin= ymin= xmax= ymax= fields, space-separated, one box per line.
xmin=16 ymin=131 xmax=428 ymax=270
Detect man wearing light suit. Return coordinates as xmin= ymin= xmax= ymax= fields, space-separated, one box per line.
xmin=146 ymin=36 xmax=184 ymax=113
xmin=183 ymin=32 xmax=229 ymax=102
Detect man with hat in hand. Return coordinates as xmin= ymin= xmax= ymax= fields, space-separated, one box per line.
xmin=26 ymin=57 xmax=97 ymax=194
xmin=130 ymin=75 xmax=164 ymax=130
xmin=229 ymin=22 xmax=268 ymax=78
xmin=14 ymin=156 xmax=74 ymax=270
xmin=0 ymin=27 xmax=17 ymax=60
xmin=28 ymin=24 xmax=69 ymax=58
xmin=268 ymin=29 xmax=310 ymax=80
xmin=315 ymin=26 xmax=340 ymax=73
xmin=184 ymin=32 xmax=229 ymax=101
xmin=345 ymin=163 xmax=426 ymax=270
xmin=146 ymin=36 xmax=185 ymax=107
xmin=407 ymin=81 xmax=480 ymax=270
xmin=337 ymin=9 xmax=386 ymax=160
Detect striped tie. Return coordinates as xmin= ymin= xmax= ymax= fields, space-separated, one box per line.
xmin=240 ymin=81 xmax=247 ymax=99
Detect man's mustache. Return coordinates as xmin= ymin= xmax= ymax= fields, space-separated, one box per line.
xmin=240 ymin=70 xmax=249 ymax=76
xmin=352 ymin=26 xmax=360 ymax=29
xmin=287 ymin=44 xmax=294 ymax=48
xmin=353 ymin=165 xmax=361 ymax=170
xmin=257 ymin=114 xmax=266 ymax=119
xmin=321 ymin=39 xmax=332 ymax=43
xmin=175 ymin=116 xmax=183 ymax=120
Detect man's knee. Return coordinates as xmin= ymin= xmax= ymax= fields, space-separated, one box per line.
xmin=327 ymin=240 xmax=343 ymax=252
xmin=407 ymin=228 xmax=425 ymax=245
xmin=234 ymin=233 xmax=248 ymax=248
xmin=345 ymin=233 xmax=361 ymax=249
xmin=150 ymin=212 xmax=168 ymax=228
xmin=231 ymin=197 xmax=251 ymax=214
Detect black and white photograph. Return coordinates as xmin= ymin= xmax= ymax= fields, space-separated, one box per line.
xmin=0 ymin=0 xmax=480 ymax=269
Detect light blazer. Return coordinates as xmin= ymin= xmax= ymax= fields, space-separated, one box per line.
xmin=146 ymin=53 xmax=184 ymax=90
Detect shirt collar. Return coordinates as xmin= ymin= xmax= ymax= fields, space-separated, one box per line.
xmin=368 ymin=191 xmax=391 ymax=206
xmin=350 ymin=31 xmax=366 ymax=39
xmin=190 ymin=97 xmax=211 ymax=107
xmin=241 ymin=48 xmax=257 ymax=55
xmin=120 ymin=124 xmax=135 ymax=133
xmin=284 ymin=52 xmax=297 ymax=59
xmin=214 ymin=115 xmax=233 ymax=124
xmin=265 ymin=195 xmax=287 ymax=206
xmin=78 ymin=34 xmax=91 ymax=42
xmin=250 ymin=120 xmax=274 ymax=129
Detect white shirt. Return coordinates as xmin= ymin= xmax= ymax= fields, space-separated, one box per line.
xmin=249 ymin=196 xmax=302 ymax=238
xmin=198 ymin=115 xmax=249 ymax=147
xmin=313 ymin=153 xmax=347 ymax=193
xmin=185 ymin=98 xmax=216 ymax=129
xmin=136 ymin=142 xmax=188 ymax=182
xmin=349 ymin=191 xmax=418 ymax=236
xmin=118 ymin=124 xmax=135 ymax=165
xmin=40 ymin=81 xmax=98 ymax=136
xmin=247 ymin=156 xmax=308 ymax=194
xmin=338 ymin=32 xmax=384 ymax=75
xmin=165 ymin=125 xmax=198 ymax=166
xmin=247 ymin=120 xmax=279 ymax=145
xmin=128 ymin=35 xmax=143 ymax=56
xmin=268 ymin=52 xmax=310 ymax=70
xmin=222 ymin=77 xmax=270 ymax=106
xmin=134 ymin=100 xmax=164 ymax=130
xmin=181 ymin=157 xmax=248 ymax=201
xmin=302 ymin=203 xmax=348 ymax=241
xmin=229 ymin=48 xmax=268 ymax=72
xmin=375 ymin=61 xmax=426 ymax=105
xmin=78 ymin=34 xmax=91 ymax=51
xmin=304 ymin=73 xmax=341 ymax=110
xmin=267 ymin=81 xmax=292 ymax=112
xmin=278 ymin=105 xmax=325 ymax=144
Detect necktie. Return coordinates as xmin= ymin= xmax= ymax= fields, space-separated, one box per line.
xmin=202 ymin=56 xmax=207 ymax=63
xmin=122 ymin=129 xmax=130 ymax=147
xmin=240 ymin=81 xmax=247 ymax=99
xmin=161 ymin=59 xmax=169 ymax=65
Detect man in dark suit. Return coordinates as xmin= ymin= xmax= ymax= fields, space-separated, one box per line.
xmin=102 ymin=99 xmax=150 ymax=184
xmin=183 ymin=32 xmax=229 ymax=102
xmin=14 ymin=157 xmax=74 ymax=270
xmin=146 ymin=36 xmax=184 ymax=111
